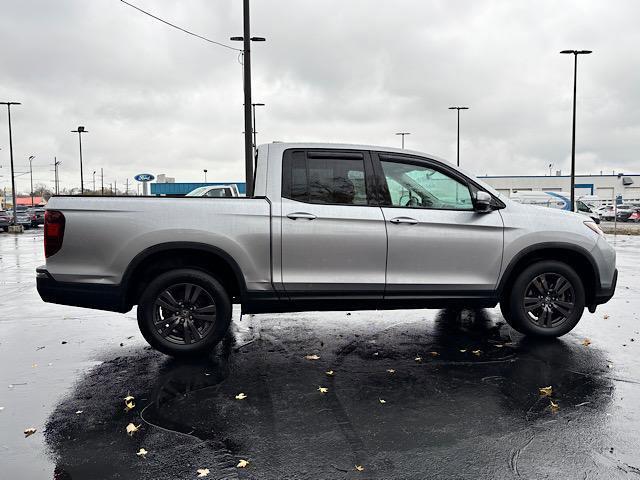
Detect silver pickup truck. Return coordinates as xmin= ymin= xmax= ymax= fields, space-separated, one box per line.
xmin=37 ymin=143 xmax=617 ymax=357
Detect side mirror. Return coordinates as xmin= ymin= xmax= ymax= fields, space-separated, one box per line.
xmin=474 ymin=191 xmax=493 ymax=213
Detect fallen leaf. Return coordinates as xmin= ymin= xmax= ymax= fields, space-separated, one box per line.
xmin=582 ymin=339 xmax=592 ymax=347
xmin=379 ymin=398 xmax=386 ymax=404
xmin=459 ymin=349 xmax=467 ymax=353
xmin=32 ymin=363 xmax=38 ymax=368
xmin=539 ymin=386 xmax=553 ymax=397
xmin=325 ymin=370 xmax=335 ymax=376
xmin=355 ymin=465 xmax=365 ymax=472
xmin=414 ymin=356 xmax=422 ymax=362
xmin=124 ymin=394 xmax=135 ymax=403
xmin=235 ymin=392 xmax=247 ymax=400
xmin=603 ymin=314 xmax=609 ymax=320
xmin=373 ymin=352 xmax=379 ymax=356
xmin=472 ymin=350 xmax=482 ymax=356
xmin=126 ymin=423 xmax=141 ymax=436
xmin=550 ymin=400 xmax=560 ymax=413
xmin=236 ymin=459 xmax=249 ymax=468
xmin=196 ymin=468 xmax=210 ymax=477
xmin=318 ymin=386 xmax=328 ymax=394
xmin=124 ymin=400 xmax=135 ymax=411
xmin=305 ymin=354 xmax=320 ymax=360
xmin=75 ymin=410 xmax=83 ymax=414
xmin=386 ymin=369 xmax=395 ymax=374
xmin=136 ymin=448 xmax=148 ymax=458
xmin=429 ymin=351 xmax=439 ymax=357
xmin=24 ymin=427 xmax=37 ymax=438
xmin=495 ymin=344 xmax=504 ymax=348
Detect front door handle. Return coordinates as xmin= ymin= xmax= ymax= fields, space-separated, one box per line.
xmin=287 ymin=212 xmax=317 ymax=220
xmin=389 ymin=216 xmax=418 ymax=225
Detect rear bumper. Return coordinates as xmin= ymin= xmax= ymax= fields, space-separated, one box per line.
xmin=592 ymin=268 xmax=618 ymax=307
xmin=36 ymin=268 xmax=130 ymax=313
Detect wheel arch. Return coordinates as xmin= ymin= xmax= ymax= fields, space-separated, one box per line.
xmin=498 ymin=243 xmax=599 ymax=305
xmin=122 ymin=242 xmax=247 ymax=310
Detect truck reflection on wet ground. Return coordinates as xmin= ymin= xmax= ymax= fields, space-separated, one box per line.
xmin=45 ymin=309 xmax=622 ymax=480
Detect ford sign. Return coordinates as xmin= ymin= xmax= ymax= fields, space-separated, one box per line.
xmin=134 ymin=173 xmax=155 ymax=182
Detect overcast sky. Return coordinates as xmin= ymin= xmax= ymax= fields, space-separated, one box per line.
xmin=1 ymin=0 xmax=639 ymax=193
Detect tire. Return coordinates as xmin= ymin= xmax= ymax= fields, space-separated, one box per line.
xmin=137 ymin=268 xmax=232 ymax=357
xmin=504 ymin=260 xmax=585 ymax=337
xmin=499 ymin=300 xmax=524 ymax=333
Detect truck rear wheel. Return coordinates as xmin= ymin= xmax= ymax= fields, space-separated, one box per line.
xmin=137 ymin=268 xmax=232 ymax=357
xmin=502 ymin=260 xmax=585 ymax=337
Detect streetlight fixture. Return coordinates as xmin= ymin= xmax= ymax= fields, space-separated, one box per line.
xmin=28 ymin=155 xmax=35 ymax=207
xmin=0 ymin=101 xmax=20 ymax=226
xmin=54 ymin=158 xmax=61 ymax=195
xmin=230 ymin=0 xmax=266 ymax=197
xmin=448 ymin=106 xmax=469 ymax=167
xmin=71 ymin=126 xmax=88 ymax=195
xmin=560 ymin=49 xmax=592 ymax=211
xmin=395 ymin=132 xmax=411 ymax=149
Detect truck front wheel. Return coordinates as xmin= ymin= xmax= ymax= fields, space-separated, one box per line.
xmin=137 ymin=269 xmax=232 ymax=357
xmin=502 ymin=260 xmax=585 ymax=337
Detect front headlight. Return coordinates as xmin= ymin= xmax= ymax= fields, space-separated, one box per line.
xmin=584 ymin=221 xmax=605 ymax=237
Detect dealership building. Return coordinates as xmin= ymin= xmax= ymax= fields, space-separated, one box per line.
xmin=479 ymin=173 xmax=640 ymax=204
xmin=149 ymin=171 xmax=640 ymax=205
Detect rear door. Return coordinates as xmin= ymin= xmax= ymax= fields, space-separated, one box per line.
xmin=280 ymin=149 xmax=387 ymax=298
xmin=373 ymin=152 xmax=504 ymax=296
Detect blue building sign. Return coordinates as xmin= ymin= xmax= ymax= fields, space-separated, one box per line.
xmin=151 ymin=182 xmax=246 ymax=196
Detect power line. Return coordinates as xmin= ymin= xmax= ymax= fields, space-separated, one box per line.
xmin=119 ymin=0 xmax=242 ymax=52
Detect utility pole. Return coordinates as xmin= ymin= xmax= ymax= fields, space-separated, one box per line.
xmin=395 ymin=132 xmax=410 ymax=149
xmin=101 ymin=168 xmax=104 ymax=195
xmin=230 ymin=1 xmax=265 ymax=197
xmin=448 ymin=106 xmax=469 ymax=167
xmin=560 ymin=49 xmax=592 ymax=212
xmin=71 ymin=126 xmax=88 ymax=194
xmin=125 ymin=178 xmax=129 ymax=196
xmin=251 ymin=102 xmax=265 ymax=153
xmin=28 ymin=155 xmax=35 ymax=207
xmin=1 ymin=102 xmax=21 ymax=227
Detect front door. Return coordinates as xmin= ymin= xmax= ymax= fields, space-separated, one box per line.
xmin=374 ymin=153 xmax=504 ymax=296
xmin=280 ymin=149 xmax=387 ymax=298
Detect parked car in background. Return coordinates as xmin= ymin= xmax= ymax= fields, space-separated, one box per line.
xmin=616 ymin=205 xmax=638 ymax=222
xmin=628 ymin=208 xmax=640 ymax=222
xmin=7 ymin=209 xmax=31 ymax=229
xmin=185 ymin=184 xmax=240 ymax=198
xmin=0 ymin=210 xmax=11 ymax=231
xmin=596 ymin=205 xmax=615 ymax=221
xmin=38 ymin=142 xmax=617 ymax=357
xmin=510 ymin=191 xmax=600 ymax=223
xmin=26 ymin=207 xmax=46 ymax=227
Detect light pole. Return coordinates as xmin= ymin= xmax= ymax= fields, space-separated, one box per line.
xmin=560 ymin=49 xmax=592 ymax=212
xmin=28 ymin=155 xmax=35 ymax=207
xmin=54 ymin=157 xmax=61 ymax=195
xmin=395 ymin=132 xmax=410 ymax=149
xmin=230 ymin=0 xmax=265 ymax=198
xmin=93 ymin=171 xmax=96 ymax=192
xmin=1 ymin=101 xmax=20 ymax=226
xmin=448 ymin=106 xmax=469 ymax=167
xmin=204 ymin=169 xmax=208 ymax=182
xmin=71 ymin=126 xmax=88 ymax=194
xmin=101 ymin=168 xmax=104 ymax=195
xmin=548 ymin=163 xmax=553 ymax=176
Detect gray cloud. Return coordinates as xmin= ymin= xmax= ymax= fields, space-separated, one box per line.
xmin=1 ymin=0 xmax=639 ymax=193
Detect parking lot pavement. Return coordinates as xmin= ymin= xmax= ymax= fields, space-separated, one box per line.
xmin=1 ymin=230 xmax=639 ymax=479
xmin=601 ymin=221 xmax=640 ymax=235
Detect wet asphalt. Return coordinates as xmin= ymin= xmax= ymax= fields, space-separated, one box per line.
xmin=1 ymin=229 xmax=639 ymax=479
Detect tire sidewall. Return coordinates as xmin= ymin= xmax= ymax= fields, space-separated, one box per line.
xmin=137 ymin=269 xmax=231 ymax=357
xmin=509 ymin=260 xmax=585 ymax=337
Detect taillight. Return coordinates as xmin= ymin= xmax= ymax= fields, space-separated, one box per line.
xmin=44 ymin=210 xmax=65 ymax=258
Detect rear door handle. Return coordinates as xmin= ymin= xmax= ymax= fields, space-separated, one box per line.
xmin=389 ymin=216 xmax=418 ymax=225
xmin=287 ymin=212 xmax=317 ymax=220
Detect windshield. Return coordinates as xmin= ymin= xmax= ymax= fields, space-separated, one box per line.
xmin=185 ymin=187 xmax=208 ymax=197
